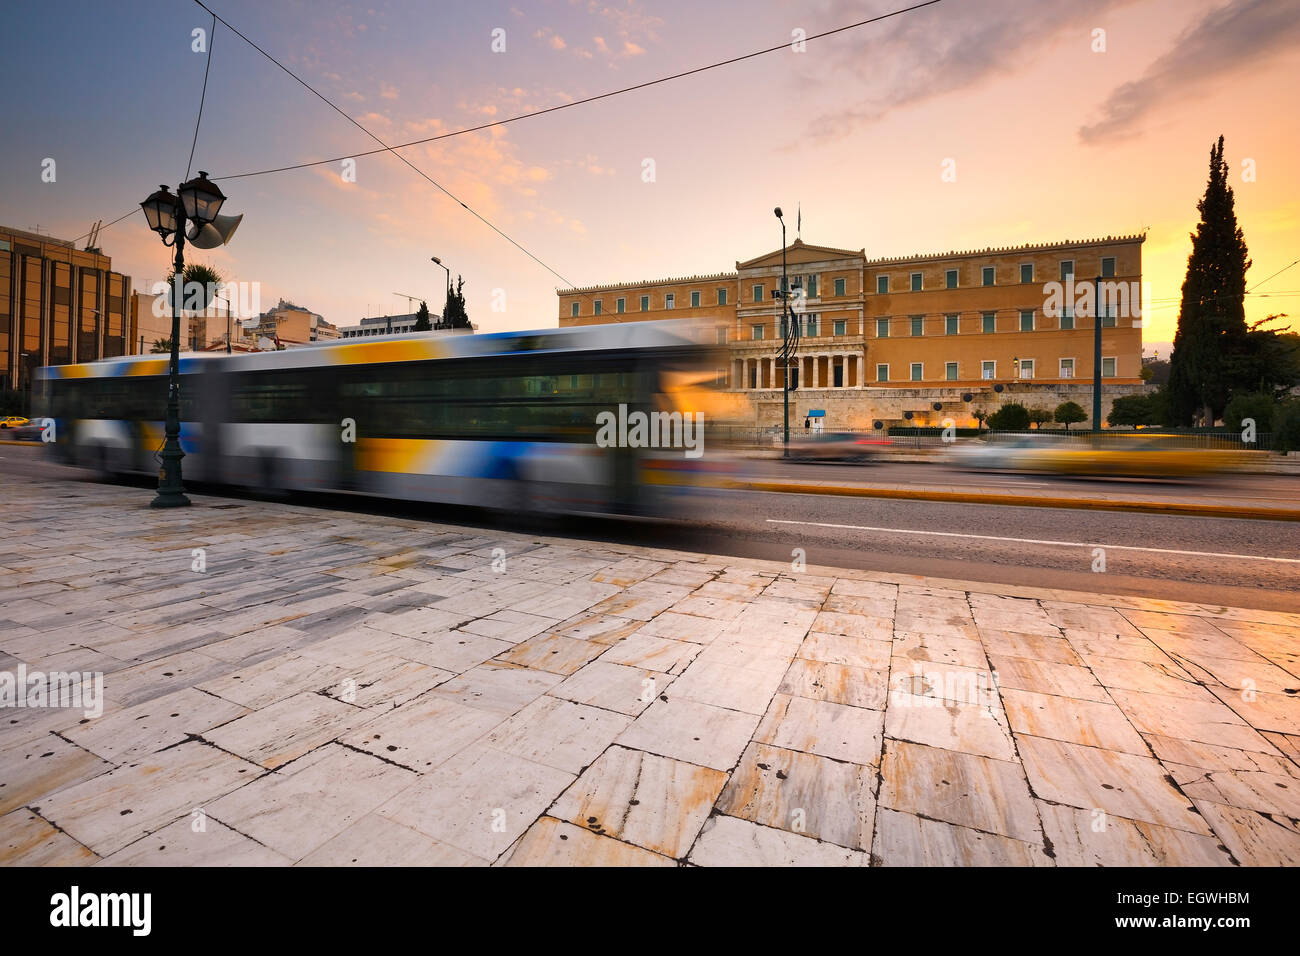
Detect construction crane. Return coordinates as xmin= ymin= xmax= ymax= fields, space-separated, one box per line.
xmin=393 ymin=292 xmax=424 ymax=314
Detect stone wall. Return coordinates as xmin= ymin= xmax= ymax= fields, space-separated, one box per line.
xmin=731 ymin=382 xmax=1152 ymax=431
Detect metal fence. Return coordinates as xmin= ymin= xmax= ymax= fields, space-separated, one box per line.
xmin=707 ymin=425 xmax=1281 ymax=452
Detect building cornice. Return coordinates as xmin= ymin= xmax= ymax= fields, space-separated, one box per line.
xmin=555 ymin=233 xmax=1147 ymax=298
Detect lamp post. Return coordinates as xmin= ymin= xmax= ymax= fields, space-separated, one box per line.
xmin=773 ymin=207 xmax=800 ymax=458
xmin=1092 ymin=275 xmax=1103 ymax=432
xmin=431 ymin=256 xmax=450 ymax=327
xmin=140 ymin=171 xmax=227 ymax=508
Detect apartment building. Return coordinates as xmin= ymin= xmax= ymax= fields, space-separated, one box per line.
xmin=0 ymin=225 xmax=133 ymax=392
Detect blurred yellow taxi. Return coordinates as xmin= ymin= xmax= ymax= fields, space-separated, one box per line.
xmin=954 ymin=432 xmax=1251 ymax=478
xmin=0 ymin=416 xmax=31 ymax=429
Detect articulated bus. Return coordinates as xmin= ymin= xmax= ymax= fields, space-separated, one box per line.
xmin=35 ymin=322 xmax=729 ymax=516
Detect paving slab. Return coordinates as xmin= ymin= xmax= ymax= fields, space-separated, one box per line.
xmin=4 ymin=476 xmax=1300 ymax=865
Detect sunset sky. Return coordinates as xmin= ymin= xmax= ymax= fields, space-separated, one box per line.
xmin=2 ymin=0 xmax=1298 ymax=354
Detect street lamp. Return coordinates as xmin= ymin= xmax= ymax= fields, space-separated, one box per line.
xmin=431 ymin=256 xmax=450 ymax=328
xmin=139 ymin=171 xmax=228 ymax=508
xmin=773 ymin=207 xmax=800 ymax=458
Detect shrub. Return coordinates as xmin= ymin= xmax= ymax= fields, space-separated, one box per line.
xmin=1054 ymin=401 xmax=1087 ymax=431
xmin=988 ymin=402 xmax=1030 ymax=430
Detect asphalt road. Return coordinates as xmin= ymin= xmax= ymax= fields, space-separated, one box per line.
xmin=736 ymin=456 xmax=1300 ymax=508
xmin=3 ymin=443 xmax=1298 ymax=611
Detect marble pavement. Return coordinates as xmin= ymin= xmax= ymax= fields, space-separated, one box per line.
xmin=2 ymin=476 xmax=1299 ymax=866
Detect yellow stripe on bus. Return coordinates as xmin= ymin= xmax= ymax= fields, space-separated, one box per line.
xmin=356 ymin=437 xmax=441 ymax=473
xmin=335 ymin=340 xmax=447 ymax=366
xmin=128 ymin=359 xmax=168 ymax=376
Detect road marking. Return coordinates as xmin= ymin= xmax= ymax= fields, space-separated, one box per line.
xmin=765 ymin=519 xmax=1300 ymax=564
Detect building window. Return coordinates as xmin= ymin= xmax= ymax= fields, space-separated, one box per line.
xmin=945 ymin=269 xmax=958 ymax=289
xmin=1060 ymin=358 xmax=1075 ymax=378
xmin=1061 ymin=307 xmax=1074 ymax=331
xmin=717 ymin=327 xmax=728 ymax=344
xmin=945 ymin=314 xmax=958 ymax=335
xmin=876 ymin=363 xmax=889 ymax=382
xmin=910 ymin=362 xmax=923 ymax=382
xmin=717 ymin=288 xmax=728 ymax=305
xmin=1060 ymin=260 xmax=1074 ymax=280
xmin=691 ymin=290 xmax=701 ymax=308
xmin=834 ymin=319 xmax=846 ymax=336
xmin=834 ymin=277 xmax=846 ymax=297
xmin=749 ymin=365 xmax=757 ymax=388
xmin=876 ymin=317 xmax=889 ymax=337
xmin=616 ymin=297 xmax=625 ymax=313
xmin=877 ymin=275 xmax=889 ymax=294
xmin=752 ymin=324 xmax=764 ymax=340
xmin=1102 ymin=356 xmax=1117 ymax=377
xmin=911 ymin=316 xmax=924 ymax=337
xmin=570 ymin=302 xmax=579 ymax=317
xmin=806 ymin=275 xmax=818 ymax=298
xmin=753 ymin=284 xmax=763 ymax=302
xmin=833 ymin=364 xmax=844 ymax=388
xmin=1102 ymin=305 xmax=1117 ymax=328
xmin=640 ymin=295 xmax=649 ymax=312
xmin=1019 ymin=359 xmax=1035 ymax=380
xmin=1020 ymin=263 xmax=1033 ymax=284
xmin=1101 ymin=256 xmax=1116 ymax=278
xmin=805 ymin=315 xmax=818 ymax=337
xmin=982 ymin=266 xmax=995 ymax=286
xmin=982 ymin=311 xmax=996 ymax=333
xmin=1020 ymin=310 xmax=1034 ymax=331
xmin=594 ymin=299 xmax=603 ymax=315
xmin=910 ymin=272 xmax=922 ymax=292
xmin=665 ymin=293 xmax=675 ymax=309
xmin=982 ymin=360 xmax=996 ymax=379
xmin=945 ymin=361 xmax=958 ymax=381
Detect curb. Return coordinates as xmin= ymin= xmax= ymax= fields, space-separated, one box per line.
xmin=0 ymin=439 xmax=41 ymax=446
xmin=717 ymin=478 xmax=1300 ymax=522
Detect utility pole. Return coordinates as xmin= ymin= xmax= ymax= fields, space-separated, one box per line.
xmin=1093 ymin=274 xmax=1103 ymax=432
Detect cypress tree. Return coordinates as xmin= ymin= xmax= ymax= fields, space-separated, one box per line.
xmin=413 ymin=300 xmax=432 ymax=331
xmin=444 ymin=276 xmax=472 ymax=329
xmin=1167 ymin=136 xmax=1251 ymax=425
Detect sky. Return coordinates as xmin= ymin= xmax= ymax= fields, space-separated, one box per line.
xmin=2 ymin=0 xmax=1298 ymax=354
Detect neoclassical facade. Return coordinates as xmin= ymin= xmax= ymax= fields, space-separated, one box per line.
xmin=558 ymin=234 xmax=1146 ymax=428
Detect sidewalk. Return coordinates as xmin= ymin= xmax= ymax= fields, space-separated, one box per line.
xmin=2 ymin=475 xmax=1298 ymax=866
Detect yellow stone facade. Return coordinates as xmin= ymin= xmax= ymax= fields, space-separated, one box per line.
xmin=558 ymin=235 xmax=1146 ymax=427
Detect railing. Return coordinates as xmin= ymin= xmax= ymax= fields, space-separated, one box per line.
xmin=702 ymin=426 xmax=1283 ymax=452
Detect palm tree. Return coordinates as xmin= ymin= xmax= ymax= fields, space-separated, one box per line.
xmin=150 ymin=338 xmax=175 ymax=354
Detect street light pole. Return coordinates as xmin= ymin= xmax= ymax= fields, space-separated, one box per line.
xmin=431 ymin=256 xmax=450 ymax=327
xmin=775 ymin=208 xmax=790 ymax=457
xmin=140 ymin=172 xmax=229 ymax=509
xmin=1092 ymin=274 xmax=1103 ymax=432
xmin=154 ymin=207 xmax=190 ymax=507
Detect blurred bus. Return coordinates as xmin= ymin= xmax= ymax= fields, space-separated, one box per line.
xmin=35 ymin=323 xmax=725 ymax=516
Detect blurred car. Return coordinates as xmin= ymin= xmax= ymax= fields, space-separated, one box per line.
xmin=788 ymin=431 xmax=892 ymax=462
xmin=951 ymin=431 xmax=1248 ymax=477
xmin=5 ymin=421 xmax=45 ymax=441
xmin=0 ymin=416 xmax=31 ymax=429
